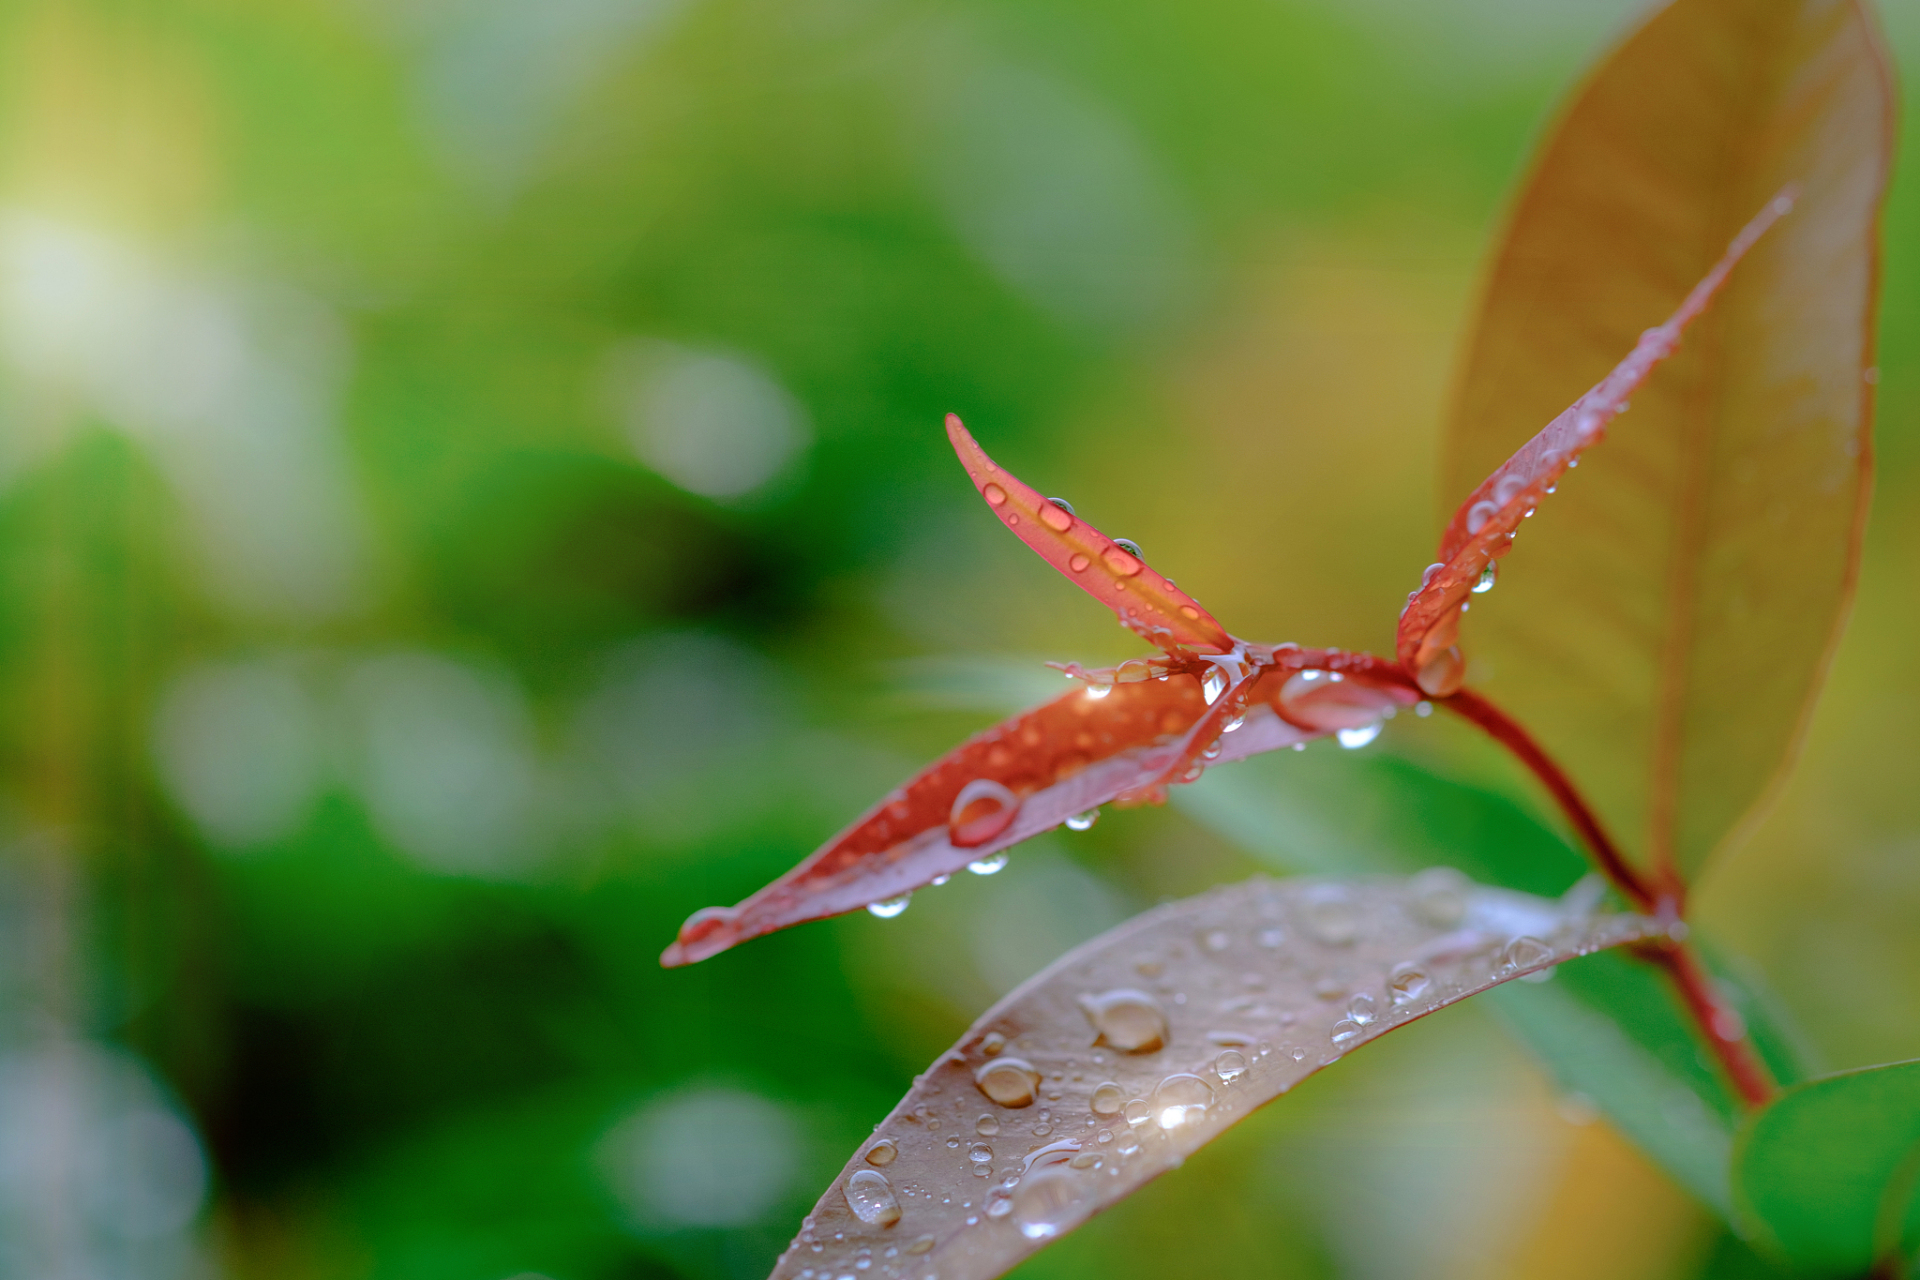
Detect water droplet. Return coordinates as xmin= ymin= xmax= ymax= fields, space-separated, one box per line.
xmin=1203 ymin=929 xmax=1231 ymax=953
xmin=1068 ymin=552 xmax=1091 ymax=572
xmin=1277 ymin=669 xmax=1398 ymax=734
xmin=1410 ymin=867 xmax=1467 ymax=927
xmin=1047 ymin=496 xmax=1076 ymax=517
xmin=1115 ymin=658 xmax=1153 ymax=683
xmin=1078 ymin=989 xmax=1168 ymax=1053
xmin=1213 ymin=1051 xmax=1247 ymax=1083
xmin=1122 ymin=1098 xmax=1151 ymax=1126
xmin=981 ymin=1031 xmax=1006 ymax=1056
xmin=869 ymin=894 xmax=912 ymax=919
xmin=1111 ymin=537 xmax=1143 ymax=559
xmin=1336 ymin=723 xmax=1382 ymax=749
xmin=1065 ymin=809 xmax=1099 ymax=832
xmin=1116 ymin=1130 xmax=1142 ymax=1155
xmin=1042 ymin=502 xmax=1073 ymax=532
xmin=1414 ymin=645 xmax=1464 ymax=698
xmin=867 ymin=1139 xmax=898 ymax=1166
xmin=983 ymin=483 xmax=1007 ymax=506
xmin=1345 ymin=993 xmax=1377 ymax=1026
xmin=1414 ymin=700 xmax=1432 ymax=717
xmin=1473 ymin=561 xmax=1497 ymax=594
xmin=1302 ymin=886 xmax=1359 ymax=946
xmin=1388 ymin=962 xmax=1430 ymax=1005
xmin=1501 ymin=936 xmax=1554 ymax=974
xmin=1465 ymin=500 xmax=1499 ymax=536
xmin=1201 ymin=668 xmax=1228 ymax=706
xmin=846 ymin=1170 xmax=902 ymax=1227
xmin=1090 ymin=1082 xmax=1125 ymax=1115
xmin=906 ymin=1236 xmax=936 ymax=1255
xmin=968 ymin=852 xmax=1010 ymax=876
xmin=1330 ymin=1019 xmax=1363 ymax=1047
xmin=1150 ymin=1073 xmax=1214 ymax=1129
xmin=1084 ymin=681 xmax=1112 ymax=700
xmin=968 ymin=1142 xmax=993 ymax=1164
xmin=1104 ymin=545 xmax=1143 ymax=576
xmin=949 ymin=779 xmax=1021 ymax=849
xmin=1011 ymin=1167 xmax=1084 ymax=1240
xmin=975 ymin=1057 xmax=1041 ymax=1107
xmin=1222 ymin=711 xmax=1246 ymax=733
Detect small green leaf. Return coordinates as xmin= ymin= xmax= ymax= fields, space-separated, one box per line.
xmin=1733 ymin=1059 xmax=1920 ymax=1276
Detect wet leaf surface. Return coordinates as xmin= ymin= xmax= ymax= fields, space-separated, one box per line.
xmin=1733 ymin=1058 xmax=1920 ymax=1274
xmin=772 ymin=873 xmax=1658 ymax=1280
xmin=1433 ymin=0 xmax=1891 ymax=880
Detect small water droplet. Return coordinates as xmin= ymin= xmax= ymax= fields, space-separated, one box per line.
xmin=1415 ymin=700 xmax=1432 ymax=717
xmin=1330 ymin=1019 xmax=1363 ymax=1047
xmin=1501 ymin=936 xmax=1554 ymax=974
xmin=1150 ymin=1073 xmax=1214 ymax=1129
xmin=1011 ymin=1167 xmax=1084 ymax=1240
xmin=846 ymin=1170 xmax=902 ymax=1227
xmin=975 ymin=1057 xmax=1041 ymax=1107
xmin=1213 ymin=1051 xmax=1247 ymax=1083
xmin=1222 ymin=711 xmax=1246 ymax=733
xmin=981 ymin=1031 xmax=1006 ymax=1056
xmin=983 ymin=483 xmax=1008 ymax=506
xmin=1033 ymin=1123 xmax=1052 ymax=1137
xmin=950 ymin=779 xmax=1020 ymax=848
xmin=968 ymin=1142 xmax=993 ymax=1163
xmin=1122 ymin=1098 xmax=1151 ymax=1126
xmin=1090 ymin=1082 xmax=1126 ymax=1116
xmin=976 ymin=1113 xmax=999 ymax=1135
xmin=1041 ymin=503 xmax=1073 ymax=532
xmin=1084 ymin=681 xmax=1112 ymax=700
xmin=1068 ymin=552 xmax=1091 ymax=572
xmin=1302 ymin=886 xmax=1360 ymax=946
xmin=869 ymin=894 xmax=912 ymax=919
xmin=1346 ymin=993 xmax=1377 ymax=1025
xmin=968 ymin=852 xmax=1010 ymax=876
xmin=1337 ymin=723 xmax=1382 ymax=749
xmin=931 ymin=874 xmax=950 ymax=886
xmin=867 ymin=1139 xmax=898 ymax=1166
xmin=1065 ymin=809 xmax=1100 ymax=832
xmin=1473 ymin=562 xmax=1497 ymax=594
xmin=1465 ymin=500 xmax=1499 ymax=536
xmin=1201 ymin=668 xmax=1227 ymax=706
xmin=1079 ymin=989 xmax=1168 ymax=1053
xmin=906 ymin=1235 xmax=936 ymax=1255
xmin=1388 ymin=962 xmax=1430 ymax=1004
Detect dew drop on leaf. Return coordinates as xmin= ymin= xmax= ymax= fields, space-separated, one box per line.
xmin=1201 ymin=668 xmax=1227 ymax=706
xmin=1068 ymin=552 xmax=1091 ymax=572
xmin=968 ymin=1143 xmax=993 ymax=1164
xmin=949 ymin=780 xmax=1020 ymax=848
xmin=1110 ymin=537 xmax=1142 ymax=559
xmin=1150 ymin=1074 xmax=1214 ymax=1129
xmin=1012 ymin=1167 xmax=1085 ymax=1240
xmin=1122 ymin=1098 xmax=1151 ymax=1127
xmin=1388 ymin=962 xmax=1430 ymax=1005
xmin=846 ymin=1170 xmax=901 ymax=1227
xmin=1336 ymin=723 xmax=1381 ymax=749
xmin=967 ymin=852 xmax=1009 ymax=876
xmin=866 ymin=1139 xmax=898 ymax=1166
xmin=1065 ymin=809 xmax=1099 ymax=832
xmin=1345 ymin=992 xmax=1377 ymax=1026
xmin=975 ymin=1113 xmax=999 ymax=1136
xmin=1046 ymin=496 xmax=1075 ymax=517
xmin=1473 ymin=561 xmax=1497 ymax=594
xmin=869 ymin=894 xmax=911 ymax=919
xmin=1078 ymin=990 xmax=1168 ymax=1053
xmin=975 ymin=1058 xmax=1042 ymax=1107
xmin=1500 ymin=935 xmax=1554 ymax=974
xmin=1090 ymin=1082 xmax=1125 ymax=1116
xmin=983 ymin=483 xmax=1008 ymax=506
xmin=1213 ymin=1051 xmax=1247 ymax=1083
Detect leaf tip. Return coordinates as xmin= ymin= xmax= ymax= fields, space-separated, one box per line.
xmin=660 ymin=904 xmax=740 ymax=968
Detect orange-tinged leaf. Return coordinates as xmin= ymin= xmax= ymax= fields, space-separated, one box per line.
xmin=1432 ymin=0 xmax=1890 ymax=882
xmin=945 ymin=415 xmax=1235 ymax=656
xmin=1397 ymin=192 xmax=1792 ymax=688
xmin=770 ymin=873 xmax=1659 ymax=1280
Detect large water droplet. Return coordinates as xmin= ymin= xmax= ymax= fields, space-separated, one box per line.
xmin=968 ymin=852 xmax=1010 ymax=876
xmin=1090 ymin=1082 xmax=1125 ymax=1116
xmin=1345 ymin=992 xmax=1378 ymax=1026
xmin=1277 ymin=669 xmax=1398 ymax=734
xmin=1329 ymin=1019 xmax=1363 ymax=1048
xmin=1079 ymin=989 xmax=1168 ymax=1053
xmin=1472 ymin=561 xmax=1497 ymax=594
xmin=1336 ymin=723 xmax=1382 ymax=750
xmin=866 ymin=1139 xmax=898 ymax=1166
xmin=983 ymin=483 xmax=1008 ymax=507
xmin=1150 ymin=1073 xmax=1214 ymax=1129
xmin=1414 ymin=645 xmax=1465 ymax=698
xmin=975 ymin=1057 xmax=1041 ymax=1107
xmin=1201 ymin=668 xmax=1227 ymax=706
xmin=1115 ymin=658 xmax=1153 ymax=683
xmin=968 ymin=1142 xmax=993 ymax=1164
xmin=1501 ymin=936 xmax=1554 ymax=974
xmin=1104 ymin=545 xmax=1143 ymax=577
xmin=1302 ymin=886 xmax=1359 ymax=946
xmin=1410 ymin=867 xmax=1467 ymax=927
xmin=1122 ymin=1098 xmax=1151 ymax=1126
xmin=949 ymin=779 xmax=1020 ymax=848
xmin=1065 ymin=809 xmax=1099 ymax=832
xmin=1213 ymin=1051 xmax=1247 ymax=1083
xmin=976 ymin=1114 xmax=999 ymax=1136
xmin=1465 ymin=500 xmax=1499 ymax=536
xmin=1388 ymin=962 xmax=1430 ymax=1005
xmin=1041 ymin=501 xmax=1073 ymax=532
xmin=868 ymin=894 xmax=912 ymax=919
xmin=846 ymin=1170 xmax=901 ymax=1227
xmin=1011 ymin=1167 xmax=1084 ymax=1240
xmin=1084 ymin=681 xmax=1112 ymax=700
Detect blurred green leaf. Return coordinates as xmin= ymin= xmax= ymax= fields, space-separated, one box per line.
xmin=1732 ymin=1059 xmax=1920 ymax=1276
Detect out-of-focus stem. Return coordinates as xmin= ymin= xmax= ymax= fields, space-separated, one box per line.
xmin=1436 ymin=683 xmax=1775 ymax=1106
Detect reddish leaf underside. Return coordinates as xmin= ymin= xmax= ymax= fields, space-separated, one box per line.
xmin=944 ymin=415 xmax=1234 ymax=656
xmin=1395 ymin=191 xmax=1795 ymax=693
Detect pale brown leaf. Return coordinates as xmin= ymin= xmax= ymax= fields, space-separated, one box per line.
xmin=771 ymin=873 xmax=1658 ymax=1280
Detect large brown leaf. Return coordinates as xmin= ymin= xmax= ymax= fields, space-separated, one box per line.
xmin=770 ymin=873 xmax=1658 ymax=1280
xmin=1439 ymin=0 xmax=1891 ymax=883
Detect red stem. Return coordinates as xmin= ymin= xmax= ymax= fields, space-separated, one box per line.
xmin=1435 ymin=684 xmax=1774 ymax=1107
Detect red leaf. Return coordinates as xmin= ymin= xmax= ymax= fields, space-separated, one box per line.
xmin=1394 ymin=191 xmax=1793 ymax=696
xmin=945 ymin=415 xmax=1234 ymax=656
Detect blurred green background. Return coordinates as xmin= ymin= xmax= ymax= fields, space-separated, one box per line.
xmin=0 ymin=0 xmax=1914 ymax=1277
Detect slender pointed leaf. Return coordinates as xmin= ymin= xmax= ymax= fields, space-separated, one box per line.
xmin=945 ymin=414 xmax=1234 ymax=656
xmin=771 ymin=873 xmax=1657 ymax=1280
xmin=1431 ymin=0 xmax=1890 ymax=881
xmin=1732 ymin=1059 xmax=1920 ymax=1275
